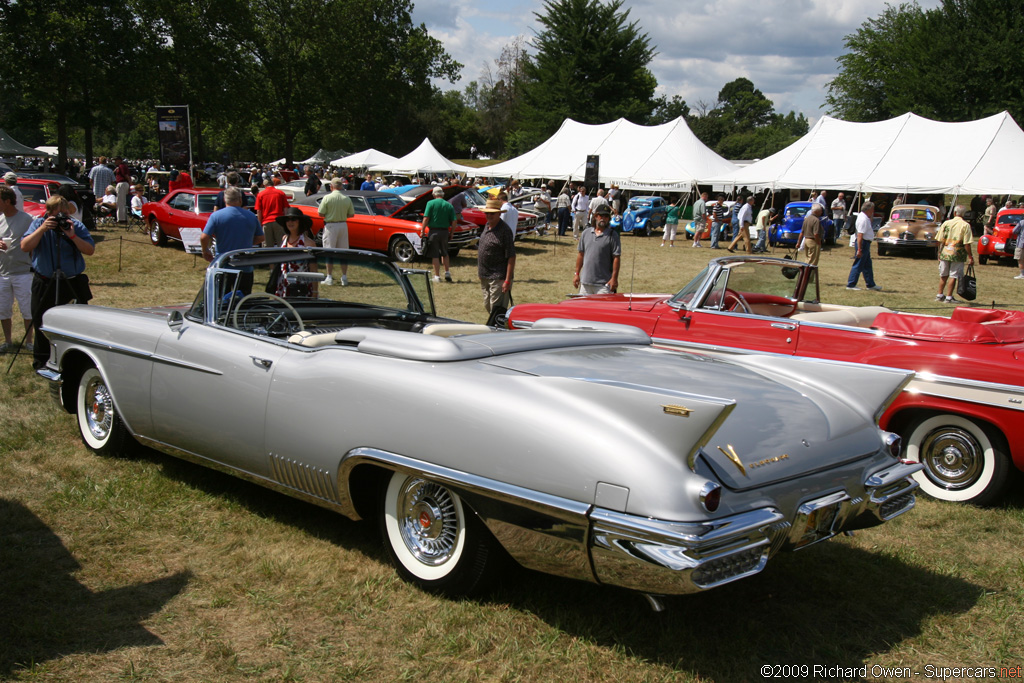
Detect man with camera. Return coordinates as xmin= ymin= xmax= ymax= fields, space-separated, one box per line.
xmin=20 ymin=195 xmax=95 ymax=369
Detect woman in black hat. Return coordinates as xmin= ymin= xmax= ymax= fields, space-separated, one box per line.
xmin=271 ymin=207 xmax=318 ymax=298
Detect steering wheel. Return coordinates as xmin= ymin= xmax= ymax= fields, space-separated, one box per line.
xmin=231 ymin=292 xmax=305 ymax=334
xmin=722 ymin=289 xmax=752 ymax=314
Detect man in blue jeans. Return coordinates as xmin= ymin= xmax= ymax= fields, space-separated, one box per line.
xmin=709 ymin=195 xmax=727 ymax=249
xmin=847 ymin=202 xmax=882 ymax=291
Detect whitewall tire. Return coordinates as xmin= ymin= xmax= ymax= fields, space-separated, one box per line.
xmin=904 ymin=414 xmax=1010 ymax=505
xmin=76 ymin=367 xmax=130 ymax=456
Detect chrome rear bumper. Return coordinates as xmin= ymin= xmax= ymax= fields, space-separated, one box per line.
xmin=588 ymin=460 xmax=922 ymax=595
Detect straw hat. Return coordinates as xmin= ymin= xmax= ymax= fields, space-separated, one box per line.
xmin=480 ymin=198 xmax=506 ymax=213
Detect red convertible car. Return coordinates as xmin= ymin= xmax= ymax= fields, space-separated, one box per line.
xmin=289 ymin=187 xmax=481 ymax=263
xmin=144 ymin=189 xmax=256 ymax=246
xmin=506 ymin=255 xmax=1024 ymax=505
xmin=15 ymin=178 xmax=61 ymax=217
xmin=977 ymin=208 xmax=1022 ymax=265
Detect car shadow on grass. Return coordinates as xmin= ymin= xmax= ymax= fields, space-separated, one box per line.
xmin=0 ymin=498 xmax=193 ymax=678
xmin=490 ymin=537 xmax=983 ymax=681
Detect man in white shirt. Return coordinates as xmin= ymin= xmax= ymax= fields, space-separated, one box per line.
xmin=847 ymin=202 xmax=882 ymax=291
xmin=571 ymin=186 xmax=590 ymax=239
xmin=727 ymin=195 xmax=756 ymax=253
xmin=3 ymin=173 xmax=23 ymax=211
xmin=498 ymin=192 xmax=519 ymax=240
xmin=831 ymin=192 xmax=847 ymax=235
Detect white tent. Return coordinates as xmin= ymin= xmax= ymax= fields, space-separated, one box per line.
xmin=475 ymin=117 xmax=736 ymax=191
xmin=706 ymin=111 xmax=1024 ymax=195
xmin=330 ymin=148 xmax=398 ymax=168
xmin=368 ymin=139 xmax=473 ymax=175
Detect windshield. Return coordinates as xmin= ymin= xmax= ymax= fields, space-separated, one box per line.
xmin=786 ymin=205 xmax=809 ymax=218
xmin=20 ymin=185 xmax=48 ymax=202
xmin=715 ymin=262 xmax=803 ymax=300
xmin=630 ymin=199 xmax=653 ymax=208
xmin=997 ymin=213 xmax=1024 ymax=225
xmin=668 ymin=265 xmax=710 ymax=307
xmin=189 ymin=253 xmax=423 ymax=326
xmin=462 ymin=190 xmax=486 ymax=207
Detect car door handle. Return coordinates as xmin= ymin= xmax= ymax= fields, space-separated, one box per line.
xmin=771 ymin=323 xmax=797 ymax=330
xmin=250 ymin=356 xmax=273 ymax=369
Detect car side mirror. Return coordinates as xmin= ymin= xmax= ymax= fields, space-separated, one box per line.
xmin=167 ymin=310 xmax=183 ymax=329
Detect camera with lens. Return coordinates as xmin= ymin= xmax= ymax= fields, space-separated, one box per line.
xmin=54 ymin=213 xmax=72 ymax=232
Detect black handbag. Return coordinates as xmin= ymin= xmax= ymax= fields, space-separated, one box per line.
xmin=957 ymin=264 xmax=977 ymax=301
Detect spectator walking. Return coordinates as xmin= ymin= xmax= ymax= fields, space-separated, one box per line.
xmin=574 ymin=204 xmax=620 ymax=294
xmin=709 ymin=195 xmax=727 ymax=249
xmin=535 ymin=186 xmax=552 ymax=232
xmin=20 ymin=195 xmax=95 ymax=369
xmin=589 ymin=188 xmax=609 ymax=222
xmin=831 ymin=192 xmax=848 ymax=235
xmin=317 ymin=178 xmax=355 ymax=285
xmin=556 ymin=187 xmax=572 ymax=237
xmin=847 ymin=202 xmax=882 ymax=291
xmin=255 ymin=177 xmax=289 ymax=255
xmin=691 ymin=191 xmax=708 ymax=248
xmin=199 ymin=188 xmax=263 ymax=295
xmin=0 ymin=186 xmax=34 ymax=353
xmin=422 ymin=186 xmax=456 ymax=283
xmin=661 ymin=197 xmax=680 ymax=247
xmin=498 ymin=191 xmax=519 ymax=241
xmin=477 ymin=198 xmax=515 ymax=318
xmin=752 ymin=206 xmax=778 ymax=253
xmin=934 ymin=205 xmax=974 ymax=303
xmin=727 ymin=195 xmax=756 ymax=254
xmin=114 ymin=156 xmax=131 ymax=224
xmin=796 ymin=203 xmax=824 ymax=266
xmin=571 ymin=186 xmax=590 ymax=239
xmin=983 ymin=197 xmax=997 ymax=234
xmin=302 ymin=165 xmax=321 ymax=197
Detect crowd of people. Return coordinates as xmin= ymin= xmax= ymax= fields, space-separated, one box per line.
xmin=3 ymin=150 xmax=1024 ymax=362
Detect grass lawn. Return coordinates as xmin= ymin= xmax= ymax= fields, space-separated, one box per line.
xmin=1 ymin=223 xmax=1023 ymax=682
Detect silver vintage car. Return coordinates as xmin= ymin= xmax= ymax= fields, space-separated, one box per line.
xmin=38 ymin=248 xmax=922 ymax=604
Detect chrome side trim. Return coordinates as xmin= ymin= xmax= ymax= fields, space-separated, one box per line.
xmin=337 ymin=448 xmax=595 ymax=583
xmin=46 ymin=331 xmax=223 ymax=376
xmin=37 ymin=367 xmax=64 ymax=408
xmin=134 ymin=435 xmax=351 ymax=516
xmin=589 ymin=507 xmax=784 ymax=594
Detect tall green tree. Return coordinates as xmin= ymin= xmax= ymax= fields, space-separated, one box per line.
xmin=516 ymin=0 xmax=657 ymax=152
xmin=826 ymin=0 xmax=1024 ymax=124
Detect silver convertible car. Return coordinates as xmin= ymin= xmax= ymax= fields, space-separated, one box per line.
xmin=38 ymin=248 xmax=922 ymax=604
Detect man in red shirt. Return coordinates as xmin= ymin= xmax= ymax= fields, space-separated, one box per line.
xmin=114 ymin=156 xmax=131 ymax=224
xmin=254 ymin=177 xmax=289 ymax=248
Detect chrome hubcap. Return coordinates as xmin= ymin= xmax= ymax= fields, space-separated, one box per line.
xmin=920 ymin=427 xmax=982 ymax=490
xmin=85 ymin=378 xmax=113 ymax=440
xmin=396 ymin=479 xmax=459 ymax=565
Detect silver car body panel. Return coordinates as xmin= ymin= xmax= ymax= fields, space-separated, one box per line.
xmin=39 ymin=248 xmax=922 ymax=596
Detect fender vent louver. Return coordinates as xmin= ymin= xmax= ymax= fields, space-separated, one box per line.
xmin=269 ymin=454 xmax=338 ymax=502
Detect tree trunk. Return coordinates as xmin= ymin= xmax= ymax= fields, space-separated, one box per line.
xmin=56 ymin=105 xmax=68 ymax=175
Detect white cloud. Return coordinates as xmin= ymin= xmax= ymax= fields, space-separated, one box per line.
xmin=413 ymin=0 xmax=942 ymax=117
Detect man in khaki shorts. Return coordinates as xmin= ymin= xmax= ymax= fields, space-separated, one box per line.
xmin=935 ymin=205 xmax=974 ymax=302
xmin=317 ymin=178 xmax=354 ymax=285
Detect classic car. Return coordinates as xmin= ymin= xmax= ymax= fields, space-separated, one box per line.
xmin=875 ymin=204 xmax=942 ymax=257
xmin=14 ymin=178 xmax=60 ymax=218
xmin=144 ymin=188 xmax=256 ymax=246
xmin=684 ymin=200 xmax=736 ymax=240
xmin=506 ymin=255 xmax=1024 ymax=505
xmin=769 ymin=202 xmax=836 ymax=247
xmin=38 ymin=248 xmax=921 ymax=604
xmin=459 ymin=188 xmax=541 ymax=240
xmin=977 ymin=208 xmax=1022 ymax=265
xmin=611 ymin=195 xmax=668 ymax=235
xmin=289 ymin=187 xmax=481 ymax=262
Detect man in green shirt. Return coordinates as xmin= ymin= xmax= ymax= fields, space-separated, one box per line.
xmin=935 ymin=204 xmax=974 ymax=303
xmin=318 ymin=177 xmax=355 ymax=285
xmin=422 ymin=186 xmax=457 ymax=282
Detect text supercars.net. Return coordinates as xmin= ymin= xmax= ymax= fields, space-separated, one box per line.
xmin=760 ymin=664 xmax=1023 ymax=679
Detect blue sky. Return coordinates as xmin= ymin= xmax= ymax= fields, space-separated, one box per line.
xmin=410 ymin=0 xmax=942 ymax=123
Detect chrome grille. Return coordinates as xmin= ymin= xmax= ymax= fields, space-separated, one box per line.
xmin=880 ymin=492 xmax=915 ymax=519
xmin=691 ymin=547 xmax=767 ymax=588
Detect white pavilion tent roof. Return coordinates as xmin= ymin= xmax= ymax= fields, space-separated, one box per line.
xmin=367 ymin=139 xmax=473 ymax=175
xmin=330 ymin=148 xmax=398 ymax=168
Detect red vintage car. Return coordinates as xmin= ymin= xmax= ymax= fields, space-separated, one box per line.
xmin=506 ymin=255 xmax=1024 ymax=505
xmin=459 ymin=188 xmax=542 ymax=239
xmin=977 ymin=208 xmax=1022 ymax=265
xmin=289 ymin=187 xmax=480 ymax=263
xmin=15 ymin=178 xmax=61 ymax=217
xmin=144 ymin=189 xmax=256 ymax=245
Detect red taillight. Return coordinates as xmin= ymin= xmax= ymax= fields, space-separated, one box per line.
xmin=700 ymin=481 xmax=721 ymax=512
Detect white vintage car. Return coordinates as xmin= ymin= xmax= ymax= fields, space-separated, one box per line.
xmin=38 ymin=248 xmax=921 ymax=606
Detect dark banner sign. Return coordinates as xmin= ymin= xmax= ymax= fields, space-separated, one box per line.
xmin=156 ymin=105 xmax=191 ymax=170
xmin=584 ymin=154 xmax=599 ymax=194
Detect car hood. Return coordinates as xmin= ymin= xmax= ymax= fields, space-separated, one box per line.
xmin=395 ymin=185 xmax=468 ymax=217
xmin=483 ymin=344 xmax=909 ymax=491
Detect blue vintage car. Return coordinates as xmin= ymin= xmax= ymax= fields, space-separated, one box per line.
xmin=769 ymin=202 xmax=836 ymax=247
xmin=612 ymin=195 xmax=668 ymax=236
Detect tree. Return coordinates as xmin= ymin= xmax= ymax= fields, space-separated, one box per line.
xmin=648 ymin=95 xmax=690 ymax=125
xmin=826 ymin=0 xmax=1024 ymax=124
xmin=517 ymin=0 xmax=657 ymax=150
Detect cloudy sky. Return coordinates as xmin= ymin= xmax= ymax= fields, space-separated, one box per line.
xmin=411 ymin=0 xmax=941 ymax=122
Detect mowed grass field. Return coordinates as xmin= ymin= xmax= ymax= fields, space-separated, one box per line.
xmin=2 ymin=222 xmax=1024 ymax=682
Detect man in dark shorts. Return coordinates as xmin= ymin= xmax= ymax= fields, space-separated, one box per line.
xmin=422 ymin=186 xmax=456 ymax=282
